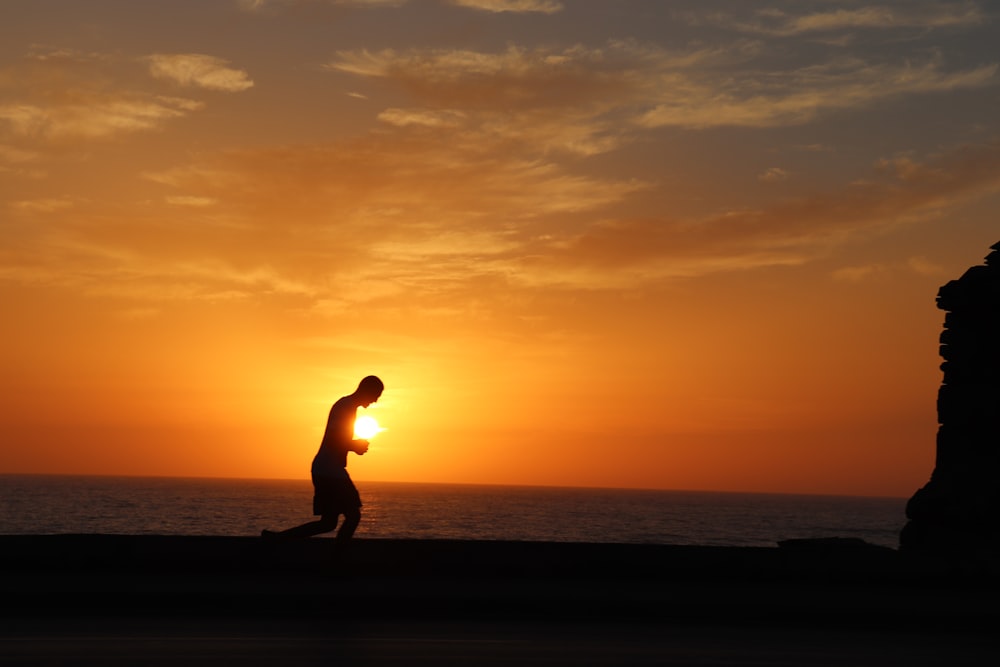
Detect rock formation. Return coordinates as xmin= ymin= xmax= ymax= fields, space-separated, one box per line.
xmin=901 ymin=241 xmax=1000 ymax=551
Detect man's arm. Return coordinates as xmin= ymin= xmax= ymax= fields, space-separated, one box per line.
xmin=348 ymin=439 xmax=370 ymax=455
xmin=327 ymin=398 xmax=369 ymax=455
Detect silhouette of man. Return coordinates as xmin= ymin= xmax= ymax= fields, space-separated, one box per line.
xmin=262 ymin=375 xmax=383 ymax=543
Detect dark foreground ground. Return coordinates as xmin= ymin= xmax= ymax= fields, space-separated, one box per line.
xmin=1 ymin=535 xmax=998 ymax=665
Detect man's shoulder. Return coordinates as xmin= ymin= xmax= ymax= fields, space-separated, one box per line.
xmin=330 ymin=395 xmax=355 ymax=413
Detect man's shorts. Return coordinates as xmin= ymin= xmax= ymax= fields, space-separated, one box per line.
xmin=312 ymin=472 xmax=362 ymax=516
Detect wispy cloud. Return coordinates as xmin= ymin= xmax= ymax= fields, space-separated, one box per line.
xmin=832 ymin=256 xmax=948 ymax=282
xmin=377 ymin=108 xmax=467 ymax=128
xmin=143 ymin=136 xmax=643 ymax=229
xmin=637 ymin=56 xmax=997 ymax=129
xmin=330 ymin=41 xmax=997 ymax=137
xmin=9 ymin=197 xmax=75 ymax=213
xmin=326 ymin=42 xmax=697 ymax=154
xmin=4 ymin=4 xmax=997 ymax=313
xmin=239 ymin=0 xmax=559 ymax=12
xmin=526 ymin=139 xmax=1000 ymax=287
xmin=709 ymin=3 xmax=985 ymax=36
xmin=146 ymin=54 xmax=254 ymax=92
xmin=0 ymin=48 xmax=238 ymax=142
xmin=0 ymin=96 xmax=203 ymax=140
xmin=332 ymin=43 xmax=633 ymax=158
xmin=831 ymin=264 xmax=886 ymax=282
xmin=0 ymin=227 xmax=316 ymax=304
xmin=907 ymin=256 xmax=948 ymax=276
xmin=126 ymin=127 xmax=645 ymax=309
xmin=449 ymin=0 xmax=563 ymax=14
xmin=165 ymin=195 xmax=218 ymax=207
xmin=327 ymin=43 xmax=642 ymax=107
xmin=239 ymin=0 xmax=408 ymax=12
xmin=758 ymin=167 xmax=790 ymax=183
xmin=125 ymin=134 xmax=1000 ymax=301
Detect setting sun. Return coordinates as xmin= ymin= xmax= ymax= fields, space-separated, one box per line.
xmin=354 ymin=416 xmax=383 ymax=440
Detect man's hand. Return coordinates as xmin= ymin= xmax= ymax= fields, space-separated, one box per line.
xmin=354 ymin=439 xmax=370 ymax=455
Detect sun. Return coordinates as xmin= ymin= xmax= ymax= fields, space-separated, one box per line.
xmin=354 ymin=415 xmax=383 ymax=439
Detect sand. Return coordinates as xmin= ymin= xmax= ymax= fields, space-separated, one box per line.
xmin=1 ymin=535 xmax=997 ymax=665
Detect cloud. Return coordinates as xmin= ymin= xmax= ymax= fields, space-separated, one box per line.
xmin=146 ymin=54 xmax=254 ymax=92
xmin=832 ymin=256 xmax=948 ymax=282
xmin=524 ymin=139 xmax=1000 ymax=287
xmin=7 ymin=131 xmax=998 ymax=318
xmin=329 ymin=41 xmax=997 ymax=138
xmin=130 ymin=137 xmax=1000 ymax=301
xmin=0 ymin=97 xmax=203 ymax=140
xmin=165 ymin=196 xmax=218 ymax=207
xmin=449 ymin=0 xmax=563 ymax=13
xmin=327 ymin=41 xmax=697 ymax=154
xmin=144 ymin=136 xmax=643 ymax=228
xmin=377 ymin=108 xmax=467 ymax=128
xmin=5 ymin=14 xmax=997 ymax=318
xmin=831 ymin=264 xmax=885 ymax=282
xmin=9 ymin=198 xmax=75 ymax=214
xmin=126 ymin=126 xmax=646 ymax=310
xmin=239 ymin=0 xmax=560 ymax=11
xmin=907 ymin=256 xmax=948 ymax=276
xmin=375 ymin=106 xmax=620 ymax=156
xmin=0 ymin=224 xmax=317 ymax=305
xmin=327 ymin=44 xmax=641 ymax=109
xmin=714 ymin=3 xmax=985 ymax=36
xmin=239 ymin=0 xmax=406 ymax=11
xmin=0 ymin=48 xmax=224 ymax=142
xmin=637 ymin=57 xmax=997 ymax=129
xmin=758 ymin=167 xmax=790 ymax=183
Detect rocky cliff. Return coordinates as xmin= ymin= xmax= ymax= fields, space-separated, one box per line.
xmin=902 ymin=241 xmax=1000 ymax=550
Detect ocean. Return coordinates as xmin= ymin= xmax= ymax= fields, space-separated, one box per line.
xmin=0 ymin=475 xmax=906 ymax=549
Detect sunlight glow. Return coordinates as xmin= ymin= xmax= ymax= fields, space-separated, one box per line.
xmin=354 ymin=415 xmax=383 ymax=439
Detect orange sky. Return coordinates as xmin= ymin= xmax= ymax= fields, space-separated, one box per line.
xmin=2 ymin=1 xmax=1000 ymax=497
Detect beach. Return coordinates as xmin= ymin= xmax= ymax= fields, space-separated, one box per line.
xmin=2 ymin=535 xmax=997 ymax=665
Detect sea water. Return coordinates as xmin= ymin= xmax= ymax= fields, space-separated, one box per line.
xmin=0 ymin=475 xmax=906 ymax=548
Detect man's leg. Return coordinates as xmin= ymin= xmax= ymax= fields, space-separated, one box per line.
xmin=336 ymin=507 xmax=361 ymax=542
xmin=265 ymin=515 xmax=338 ymax=540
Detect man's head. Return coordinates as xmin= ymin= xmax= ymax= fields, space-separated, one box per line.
xmin=356 ymin=375 xmax=384 ymax=407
